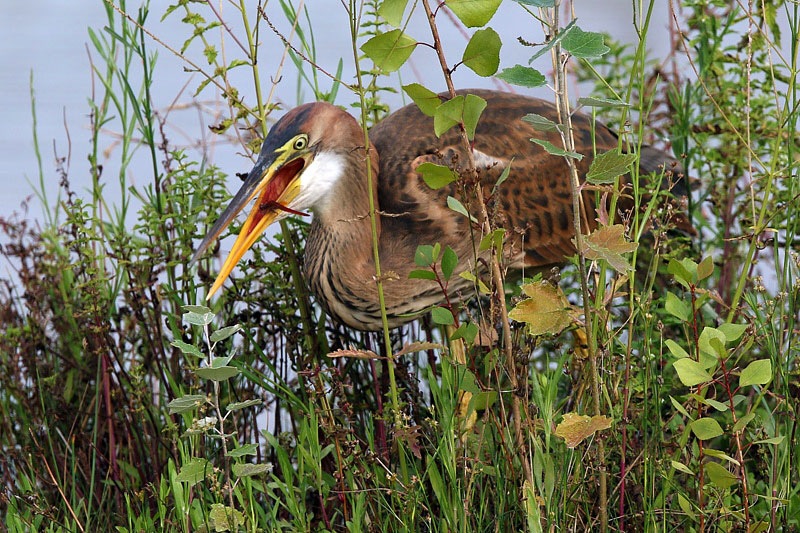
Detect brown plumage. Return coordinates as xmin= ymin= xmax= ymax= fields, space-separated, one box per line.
xmin=192 ymin=90 xmax=680 ymax=330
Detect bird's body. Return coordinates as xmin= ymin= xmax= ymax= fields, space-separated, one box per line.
xmin=193 ymin=90 xmax=678 ymax=330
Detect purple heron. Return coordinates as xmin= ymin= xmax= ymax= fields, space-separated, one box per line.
xmin=192 ymin=90 xmax=683 ymax=330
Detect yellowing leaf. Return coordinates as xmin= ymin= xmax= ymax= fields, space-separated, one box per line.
xmin=580 ymin=224 xmax=638 ymax=272
xmin=509 ymin=282 xmax=571 ymax=336
xmin=555 ymin=412 xmax=612 ymax=448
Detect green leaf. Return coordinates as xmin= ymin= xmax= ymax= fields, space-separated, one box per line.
xmin=441 ymin=246 xmax=458 ymax=280
xmin=665 ymin=292 xmax=691 ymax=321
xmin=673 ymin=358 xmax=713 ymax=387
xmin=732 ymin=411 xmax=755 ymax=433
xmin=739 ymin=359 xmax=772 ymax=387
xmin=226 ymin=399 xmax=262 ymax=411
xmin=577 ymin=96 xmax=629 ymax=108
xmin=183 ymin=304 xmax=212 ymax=314
xmin=208 ymin=503 xmax=245 ymax=531
xmin=522 ymin=113 xmax=561 ymax=132
xmin=210 ymin=324 xmax=242 ymax=343
xmin=232 ymin=463 xmax=272 ymax=477
xmin=509 ymin=282 xmax=571 ymax=336
xmin=175 ymin=458 xmax=213 ymax=486
xmin=700 ymin=397 xmax=729 ymax=412
xmin=668 ymin=257 xmax=698 ymax=287
xmin=434 ymin=95 xmax=465 ymax=137
xmin=417 ymin=162 xmax=458 ymax=189
xmin=496 ymin=65 xmax=546 ymax=88
xmin=699 ymin=327 xmax=727 ymax=360
xmin=718 ymin=322 xmax=747 ymax=342
xmin=690 ymin=417 xmax=724 ymax=440
xmin=360 ymin=29 xmax=416 ymax=72
xmin=665 ymin=339 xmax=690 ymax=360
xmin=463 ymin=94 xmax=487 ymax=140
xmin=671 ymin=460 xmax=695 ymax=475
xmin=669 ymin=395 xmax=691 ymax=419
xmin=171 ymin=340 xmax=204 ymax=358
xmin=697 ymin=255 xmax=714 ymax=280
xmin=196 ymin=365 xmax=240 ymax=381
xmin=402 ymin=83 xmax=441 ymax=116
xmin=462 ymin=28 xmax=501 ymax=76
xmin=450 ymin=322 xmax=478 ymax=345
xmin=704 ymin=462 xmax=738 ymax=489
xmin=530 ymin=138 xmax=582 ymax=159
xmin=431 ymin=306 xmax=455 ymax=326
xmin=184 ymin=311 xmax=215 ymax=326
xmin=414 ymin=244 xmax=437 ymax=267
xmin=446 ymin=196 xmax=478 ymax=223
xmin=227 ymin=443 xmax=258 ymax=458
xmin=409 ymin=269 xmax=437 ymax=280
xmin=561 ymin=25 xmax=609 ymax=59
xmin=447 ymin=0 xmax=502 ymax=27
xmin=377 ymin=0 xmax=409 ymax=26
xmin=479 ymin=228 xmax=505 ymax=253
xmin=167 ymin=394 xmax=207 ymax=415
xmin=753 ymin=436 xmax=785 ymax=445
xmin=586 ymin=150 xmax=637 ymax=184
xmin=704 ymin=448 xmax=740 ymax=465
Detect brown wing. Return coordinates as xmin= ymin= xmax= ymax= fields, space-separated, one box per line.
xmin=369 ymin=90 xmax=622 ymax=270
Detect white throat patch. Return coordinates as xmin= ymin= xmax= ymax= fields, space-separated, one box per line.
xmin=296 ymin=151 xmax=345 ymax=213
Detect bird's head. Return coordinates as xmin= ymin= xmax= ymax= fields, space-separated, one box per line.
xmin=192 ymin=101 xmax=357 ymax=298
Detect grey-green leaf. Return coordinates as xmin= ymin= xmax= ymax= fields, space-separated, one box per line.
xmin=586 ymin=150 xmax=637 ymax=184
xmin=561 ymin=25 xmax=610 ymax=59
xmin=496 ymin=65 xmax=546 ymax=88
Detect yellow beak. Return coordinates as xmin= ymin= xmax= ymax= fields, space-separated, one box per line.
xmin=191 ymin=153 xmax=308 ymax=299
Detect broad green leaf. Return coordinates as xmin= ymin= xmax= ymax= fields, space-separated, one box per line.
xmin=184 ymin=311 xmax=215 ymax=326
xmin=450 ymin=322 xmax=479 ymax=345
xmin=586 ymin=150 xmax=637 ymax=184
xmin=673 ymin=358 xmax=712 ymax=387
xmin=171 ymin=340 xmax=203 ymax=358
xmin=208 ymin=503 xmax=245 ymax=531
xmin=732 ymin=411 xmax=755 ymax=433
xmin=479 ymin=228 xmax=505 ymax=253
xmin=431 ymin=306 xmax=454 ymax=325
xmin=417 ymin=162 xmax=458 ymax=189
xmin=677 ymin=494 xmax=696 ymax=520
xmin=167 ymin=394 xmax=207 ymax=415
xmin=227 ymin=443 xmax=258 ymax=458
xmin=522 ymin=113 xmax=560 ymax=132
xmin=704 ymin=448 xmax=740 ymax=465
xmin=665 ymin=339 xmax=690 ymax=359
xmin=699 ymin=327 xmax=727 ymax=360
xmin=434 ymin=96 xmax=465 ymax=137
xmin=577 ymin=96 xmax=629 ymax=108
xmin=447 ymin=0 xmax=502 ymax=27
xmin=580 ymin=224 xmax=638 ymax=272
xmin=701 ymin=397 xmax=729 ymax=412
xmin=668 ymin=257 xmax=698 ymax=287
xmin=441 ymin=246 xmax=458 ymax=280
xmin=196 ymin=365 xmax=240 ymax=381
xmin=414 ymin=244 xmax=438 ymax=267
xmin=530 ymin=138 xmax=582 ymax=159
xmin=753 ymin=436 xmax=785 ymax=445
xmin=403 ymin=83 xmax=441 ymax=116
xmin=665 ymin=292 xmax=691 ymax=321
xmin=561 ymin=25 xmax=609 ymax=59
xmin=447 ymin=196 xmax=478 ymax=223
xmin=497 ymin=65 xmax=546 ymax=88
xmin=377 ymin=0 xmax=409 ymax=26
xmin=361 ymin=29 xmax=416 ymax=72
xmin=175 ymin=458 xmax=213 ymax=485
xmin=718 ymin=322 xmax=747 ymax=342
xmin=210 ymin=324 xmax=242 ymax=343
xmin=697 ymin=255 xmax=714 ymax=280
xmin=463 ymin=93 xmax=487 ymax=140
xmin=671 ymin=460 xmax=695 ymax=475
xmin=509 ymin=282 xmax=571 ymax=336
xmin=554 ymin=412 xmax=613 ymax=448
xmin=704 ymin=462 xmax=738 ymax=489
xmin=669 ymin=395 xmax=691 ymax=418
xmin=226 ymin=399 xmax=262 ymax=411
xmin=690 ymin=417 xmax=724 ymax=440
xmin=528 ymin=19 xmax=577 ymax=64
xmin=739 ymin=359 xmax=772 ymax=387
xmin=462 ymin=28 xmax=501 ymax=76
xmin=232 ymin=463 xmax=272 ymax=477
xmin=409 ymin=269 xmax=437 ymax=280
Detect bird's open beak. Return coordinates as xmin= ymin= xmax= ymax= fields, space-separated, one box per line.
xmin=191 ymin=151 xmax=309 ymax=299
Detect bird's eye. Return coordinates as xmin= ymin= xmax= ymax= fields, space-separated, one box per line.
xmin=293 ymin=137 xmax=307 ymax=150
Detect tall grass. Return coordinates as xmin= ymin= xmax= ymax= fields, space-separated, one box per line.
xmin=1 ymin=0 xmax=797 ymax=531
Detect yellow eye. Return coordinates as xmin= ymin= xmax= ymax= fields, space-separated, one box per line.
xmin=293 ymin=136 xmax=307 ymax=150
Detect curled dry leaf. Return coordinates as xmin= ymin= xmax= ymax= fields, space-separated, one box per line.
xmin=555 ymin=412 xmax=613 ymax=448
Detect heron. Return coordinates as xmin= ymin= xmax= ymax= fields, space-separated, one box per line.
xmin=191 ymin=90 xmax=682 ymax=331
